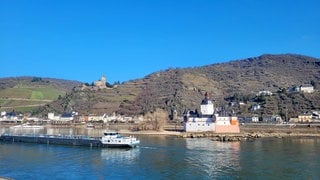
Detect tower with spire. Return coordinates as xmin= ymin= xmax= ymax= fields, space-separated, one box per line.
xmin=200 ymin=92 xmax=214 ymax=116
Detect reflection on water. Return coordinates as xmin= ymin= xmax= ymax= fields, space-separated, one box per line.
xmin=239 ymin=138 xmax=320 ymax=179
xmin=291 ymin=137 xmax=320 ymax=144
xmin=0 ymin=129 xmax=320 ymax=179
xmin=184 ymin=138 xmax=240 ymax=177
xmin=1 ymin=127 xmax=320 ymax=179
xmin=100 ymin=148 xmax=140 ymax=163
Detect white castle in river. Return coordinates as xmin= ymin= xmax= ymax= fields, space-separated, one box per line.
xmin=183 ymin=93 xmax=240 ymax=133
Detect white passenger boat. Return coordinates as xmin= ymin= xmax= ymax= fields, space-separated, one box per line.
xmin=100 ymin=131 xmax=140 ymax=148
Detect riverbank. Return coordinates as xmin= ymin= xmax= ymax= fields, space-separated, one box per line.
xmin=119 ymin=124 xmax=320 ymax=141
xmin=1 ymin=123 xmax=320 ymax=141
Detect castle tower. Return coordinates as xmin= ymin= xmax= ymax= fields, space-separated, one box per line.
xmin=94 ymin=75 xmax=107 ymax=88
xmin=101 ymin=75 xmax=106 ymax=84
xmin=200 ymin=92 xmax=214 ymax=116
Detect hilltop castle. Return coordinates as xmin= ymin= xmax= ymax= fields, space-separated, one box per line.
xmin=94 ymin=75 xmax=107 ymax=89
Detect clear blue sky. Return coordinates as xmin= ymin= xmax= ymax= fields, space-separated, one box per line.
xmin=1 ymin=0 xmax=319 ymax=83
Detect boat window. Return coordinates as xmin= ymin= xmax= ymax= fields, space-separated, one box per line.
xmin=104 ymin=132 xmax=119 ymax=136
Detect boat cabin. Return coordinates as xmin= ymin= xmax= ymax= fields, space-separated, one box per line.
xmin=103 ymin=132 xmax=120 ymax=136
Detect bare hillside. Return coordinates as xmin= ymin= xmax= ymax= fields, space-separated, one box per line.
xmin=37 ymin=54 xmax=320 ymax=119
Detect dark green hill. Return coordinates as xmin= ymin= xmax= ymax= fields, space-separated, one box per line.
xmin=38 ymin=54 xmax=320 ymax=120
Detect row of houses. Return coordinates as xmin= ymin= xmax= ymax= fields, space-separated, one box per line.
xmin=257 ymin=84 xmax=314 ymax=96
xmin=1 ymin=110 xmax=144 ymax=124
xmin=0 ymin=111 xmax=23 ymax=123
xmin=47 ymin=112 xmax=144 ymax=124
xmin=0 ymin=111 xmax=41 ymax=123
xmin=232 ymin=84 xmax=315 ymax=111
xmin=289 ymin=111 xmax=320 ymax=123
xmin=238 ymin=110 xmax=320 ymax=123
xmin=238 ymin=115 xmax=283 ymax=123
xmin=257 ymin=84 xmax=315 ymax=96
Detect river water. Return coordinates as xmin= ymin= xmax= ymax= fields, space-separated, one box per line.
xmin=0 ymin=127 xmax=320 ymax=179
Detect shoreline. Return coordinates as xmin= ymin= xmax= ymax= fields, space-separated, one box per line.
xmin=1 ymin=123 xmax=320 ymax=141
xmin=119 ymin=131 xmax=320 ymax=140
xmin=118 ymin=125 xmax=320 ymax=141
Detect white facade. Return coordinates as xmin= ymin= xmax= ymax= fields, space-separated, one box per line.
xmin=48 ymin=112 xmax=74 ymax=121
xmin=200 ymin=100 xmax=214 ymax=115
xmin=258 ymin=90 xmax=273 ymax=96
xmin=184 ymin=93 xmax=240 ymax=133
xmin=252 ymin=104 xmax=261 ymax=111
xmin=60 ymin=116 xmax=73 ymax=121
xmin=252 ymin=116 xmax=259 ymax=122
xmin=184 ymin=93 xmax=215 ymax=132
xmin=300 ymin=85 xmax=314 ymax=93
xmin=48 ymin=113 xmax=55 ymax=120
xmin=88 ymin=115 xmax=103 ymax=121
xmin=184 ymin=94 xmax=215 ymax=132
xmin=184 ymin=117 xmax=215 ymax=132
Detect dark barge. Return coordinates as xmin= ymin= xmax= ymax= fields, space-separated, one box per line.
xmin=0 ymin=133 xmax=104 ymax=148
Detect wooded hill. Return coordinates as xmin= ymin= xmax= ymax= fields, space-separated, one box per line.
xmin=0 ymin=54 xmax=320 ymax=118
xmin=34 ymin=54 xmax=320 ymax=120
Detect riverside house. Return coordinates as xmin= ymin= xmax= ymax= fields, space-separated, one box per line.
xmin=300 ymin=84 xmax=314 ymax=93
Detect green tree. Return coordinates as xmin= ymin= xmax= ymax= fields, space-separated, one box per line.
xmin=31 ymin=77 xmax=42 ymax=82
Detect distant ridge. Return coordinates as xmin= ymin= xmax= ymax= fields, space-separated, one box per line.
xmin=1 ymin=54 xmax=319 ymax=120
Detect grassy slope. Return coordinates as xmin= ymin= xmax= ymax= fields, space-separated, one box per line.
xmin=0 ymin=86 xmax=66 ymax=112
xmin=0 ymin=86 xmax=65 ymax=100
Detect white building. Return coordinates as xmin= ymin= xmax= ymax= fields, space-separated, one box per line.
xmin=184 ymin=93 xmax=240 ymax=133
xmin=48 ymin=113 xmax=59 ymax=120
xmin=252 ymin=104 xmax=261 ymax=111
xmin=252 ymin=116 xmax=259 ymax=122
xmin=300 ymin=84 xmax=314 ymax=93
xmin=48 ymin=112 xmax=75 ymax=121
xmin=88 ymin=114 xmax=104 ymax=122
xmin=0 ymin=111 xmax=23 ymax=122
xmin=258 ymin=90 xmax=273 ymax=96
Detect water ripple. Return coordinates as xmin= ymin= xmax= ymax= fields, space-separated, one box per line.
xmin=1 ymin=136 xmax=320 ymax=179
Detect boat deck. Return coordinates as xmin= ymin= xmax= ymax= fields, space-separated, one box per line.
xmin=0 ymin=133 xmax=103 ymax=147
xmin=0 ymin=133 xmax=138 ymax=148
